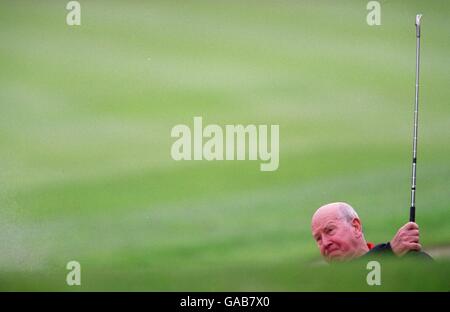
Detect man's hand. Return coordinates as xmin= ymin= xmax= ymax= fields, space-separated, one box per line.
xmin=390 ymin=222 xmax=421 ymax=256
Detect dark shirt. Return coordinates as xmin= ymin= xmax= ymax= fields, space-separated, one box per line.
xmin=364 ymin=242 xmax=433 ymax=260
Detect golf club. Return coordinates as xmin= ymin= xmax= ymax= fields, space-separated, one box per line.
xmin=410 ymin=14 xmax=423 ymax=222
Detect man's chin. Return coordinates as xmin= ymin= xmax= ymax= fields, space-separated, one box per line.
xmin=325 ymin=252 xmax=351 ymax=262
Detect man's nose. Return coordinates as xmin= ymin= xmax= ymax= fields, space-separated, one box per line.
xmin=322 ymin=235 xmax=330 ymax=245
xmin=322 ymin=236 xmax=333 ymax=250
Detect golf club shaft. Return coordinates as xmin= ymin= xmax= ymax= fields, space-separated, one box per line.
xmin=410 ymin=14 xmax=422 ymax=222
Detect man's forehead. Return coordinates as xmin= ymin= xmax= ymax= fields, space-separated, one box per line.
xmin=312 ymin=218 xmax=340 ymax=234
xmin=311 ymin=208 xmax=343 ymax=232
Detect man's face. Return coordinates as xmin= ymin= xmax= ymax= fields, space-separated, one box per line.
xmin=311 ymin=209 xmax=361 ymax=262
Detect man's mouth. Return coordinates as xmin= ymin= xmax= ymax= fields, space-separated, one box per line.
xmin=326 ymin=248 xmax=340 ymax=257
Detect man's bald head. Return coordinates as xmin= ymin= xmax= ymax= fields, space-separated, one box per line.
xmin=312 ymin=202 xmax=359 ymax=226
xmin=311 ymin=202 xmax=368 ymax=262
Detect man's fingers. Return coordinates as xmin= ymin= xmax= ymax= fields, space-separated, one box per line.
xmin=404 ymin=222 xmax=419 ymax=230
xmin=399 ymin=230 xmax=419 ymax=240
xmin=408 ymin=236 xmax=420 ymax=243
xmin=407 ymin=243 xmax=422 ymax=251
xmin=406 ymin=230 xmax=420 ymax=242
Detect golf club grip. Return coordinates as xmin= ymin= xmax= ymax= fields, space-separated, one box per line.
xmin=410 ymin=206 xmax=416 ymax=222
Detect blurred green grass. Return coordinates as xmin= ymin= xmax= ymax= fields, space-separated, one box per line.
xmin=0 ymin=0 xmax=449 ymax=291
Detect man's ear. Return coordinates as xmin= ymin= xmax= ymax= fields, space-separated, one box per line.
xmin=351 ymin=218 xmax=363 ymax=238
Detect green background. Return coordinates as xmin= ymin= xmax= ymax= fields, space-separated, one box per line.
xmin=0 ymin=0 xmax=449 ymax=291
